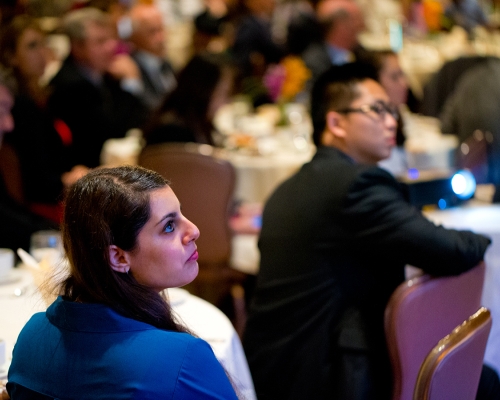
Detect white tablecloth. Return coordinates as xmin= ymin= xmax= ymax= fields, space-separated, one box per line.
xmin=0 ymin=268 xmax=256 ymax=399
xmin=424 ymin=202 xmax=500 ymax=374
xmin=219 ymin=150 xmax=314 ymax=203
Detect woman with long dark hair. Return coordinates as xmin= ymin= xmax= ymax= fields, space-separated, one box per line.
xmin=7 ymin=165 xmax=239 ymax=399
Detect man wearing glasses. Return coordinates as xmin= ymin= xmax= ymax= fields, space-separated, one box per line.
xmin=243 ymin=63 xmax=497 ymax=399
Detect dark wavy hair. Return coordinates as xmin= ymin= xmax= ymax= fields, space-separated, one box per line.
xmin=60 ymin=165 xmax=189 ymax=332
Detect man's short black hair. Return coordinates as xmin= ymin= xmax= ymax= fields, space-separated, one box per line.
xmin=311 ymin=62 xmax=378 ymax=147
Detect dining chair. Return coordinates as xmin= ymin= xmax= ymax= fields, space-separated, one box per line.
xmin=138 ymin=143 xmax=248 ymax=324
xmin=384 ymin=262 xmax=486 ymax=400
xmin=413 ymin=307 xmax=492 ymax=400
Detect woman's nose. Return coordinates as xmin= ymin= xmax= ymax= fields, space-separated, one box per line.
xmin=183 ymin=219 xmax=200 ymax=244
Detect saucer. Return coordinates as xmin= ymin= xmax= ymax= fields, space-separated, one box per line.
xmin=0 ymin=269 xmax=22 ymax=286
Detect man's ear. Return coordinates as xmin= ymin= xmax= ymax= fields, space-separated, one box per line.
xmin=325 ymin=111 xmax=347 ymax=138
xmin=322 ymin=111 xmax=347 ymax=146
xmin=108 ymin=245 xmax=131 ymax=274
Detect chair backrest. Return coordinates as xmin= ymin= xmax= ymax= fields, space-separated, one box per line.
xmin=385 ymin=262 xmax=485 ymax=400
xmin=414 ymin=307 xmax=492 ymax=400
xmin=138 ymin=142 xmax=235 ymax=265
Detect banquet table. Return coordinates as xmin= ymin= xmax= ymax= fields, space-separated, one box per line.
xmin=0 ymin=267 xmax=256 ymax=400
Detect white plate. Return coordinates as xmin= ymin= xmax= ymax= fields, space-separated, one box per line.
xmin=0 ymin=269 xmax=22 ymax=286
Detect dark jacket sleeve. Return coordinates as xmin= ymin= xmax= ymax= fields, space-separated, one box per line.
xmin=341 ymin=167 xmax=491 ymax=275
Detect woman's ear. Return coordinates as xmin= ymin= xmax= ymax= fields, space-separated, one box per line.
xmin=108 ymin=245 xmax=131 ymax=274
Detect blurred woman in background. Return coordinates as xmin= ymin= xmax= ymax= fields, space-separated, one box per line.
xmin=361 ymin=50 xmax=416 ymax=176
xmin=144 ymin=52 xmax=235 ymax=146
xmin=0 ymin=15 xmax=87 ymax=223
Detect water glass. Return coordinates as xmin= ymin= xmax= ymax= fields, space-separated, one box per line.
xmin=30 ymin=230 xmax=62 ymax=264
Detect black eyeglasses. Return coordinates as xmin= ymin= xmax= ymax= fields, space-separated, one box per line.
xmin=337 ymin=101 xmax=399 ymax=121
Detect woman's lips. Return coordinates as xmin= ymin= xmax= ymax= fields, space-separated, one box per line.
xmin=188 ymin=250 xmax=199 ymax=262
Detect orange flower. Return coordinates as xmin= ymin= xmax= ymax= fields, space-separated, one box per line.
xmin=280 ymin=56 xmax=311 ymax=101
xmin=263 ymin=56 xmax=311 ymax=102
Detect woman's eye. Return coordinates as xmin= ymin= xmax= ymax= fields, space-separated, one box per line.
xmin=164 ymin=221 xmax=175 ymax=233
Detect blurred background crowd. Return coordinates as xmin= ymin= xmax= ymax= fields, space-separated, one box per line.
xmin=2 ymin=0 xmax=500 ymax=255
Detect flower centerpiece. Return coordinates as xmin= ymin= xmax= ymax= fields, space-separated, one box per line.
xmin=263 ymin=55 xmax=311 ymax=125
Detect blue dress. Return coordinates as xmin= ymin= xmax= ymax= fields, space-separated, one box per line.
xmin=7 ymin=297 xmax=238 ymax=399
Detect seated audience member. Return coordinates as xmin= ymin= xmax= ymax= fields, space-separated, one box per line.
xmin=243 ymin=63 xmax=497 ymax=400
xmin=440 ymin=57 xmax=500 ymax=185
xmin=359 ymin=50 xmax=417 ymax=176
xmin=444 ymin=0 xmax=489 ymax=34
xmin=301 ymin=0 xmax=367 ymax=81
xmin=144 ymin=53 xmax=234 ymax=146
xmin=7 ymin=165 xmax=239 ymax=399
xmin=193 ymin=0 xmax=241 ymax=54
xmin=0 ymin=15 xmax=88 ymax=221
xmin=128 ymin=3 xmax=176 ymax=112
xmin=48 ymin=7 xmax=146 ymax=169
xmin=0 ymin=69 xmax=57 ymax=252
xmin=231 ymin=0 xmax=285 ymax=77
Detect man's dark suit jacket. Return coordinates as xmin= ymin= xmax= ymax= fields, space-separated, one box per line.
xmin=243 ymin=146 xmax=491 ymax=400
xmin=48 ymin=56 xmax=145 ymax=168
xmin=131 ymin=52 xmax=176 ymax=112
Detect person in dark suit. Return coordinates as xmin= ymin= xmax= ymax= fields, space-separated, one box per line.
xmin=128 ymin=3 xmax=176 ymax=112
xmin=48 ymin=7 xmax=146 ymax=169
xmin=242 ymin=63 xmax=495 ymax=399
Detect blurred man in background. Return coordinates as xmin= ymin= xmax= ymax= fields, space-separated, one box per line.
xmin=129 ymin=3 xmax=176 ymax=111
